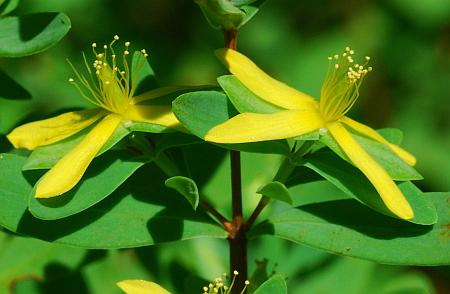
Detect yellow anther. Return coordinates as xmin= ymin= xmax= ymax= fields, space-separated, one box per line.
xmin=68 ymin=78 xmax=74 ymax=83
xmin=92 ymin=43 xmax=97 ymax=48
xmin=334 ymin=54 xmax=339 ymax=59
xmin=103 ymin=45 xmax=108 ymax=49
xmin=233 ymin=270 xmax=239 ymax=275
xmin=203 ymin=287 xmax=208 ymax=292
xmin=334 ymin=64 xmax=339 ymax=69
xmin=125 ymin=41 xmax=130 ymax=47
xmin=350 ymin=50 xmax=355 ymax=54
xmin=124 ymin=50 xmax=129 ymax=55
xmin=114 ymin=35 xmax=119 ymax=40
xmin=245 ymin=280 xmax=250 ymax=285
xmin=365 ymin=56 xmax=370 ymax=61
xmin=328 ymin=56 xmax=332 ymax=61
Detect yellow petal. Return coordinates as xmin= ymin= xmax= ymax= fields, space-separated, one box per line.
xmin=117 ymin=280 xmax=171 ymax=294
xmin=122 ymin=105 xmax=181 ymax=129
xmin=327 ymin=122 xmax=414 ymax=220
xmin=341 ymin=117 xmax=416 ymax=166
xmin=6 ymin=109 xmax=105 ymax=150
xmin=205 ymin=109 xmax=324 ymax=143
xmin=35 ymin=114 xmax=122 ymax=198
xmin=215 ymin=48 xmax=317 ymax=110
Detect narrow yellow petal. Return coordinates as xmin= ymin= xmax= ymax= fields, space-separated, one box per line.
xmin=6 ymin=109 xmax=105 ymax=150
xmin=215 ymin=48 xmax=317 ymax=110
xmin=341 ymin=117 xmax=416 ymax=166
xmin=122 ymin=105 xmax=181 ymax=128
xmin=205 ymin=110 xmax=324 ymax=143
xmin=117 ymin=280 xmax=171 ymax=294
xmin=327 ymin=122 xmax=414 ymax=219
xmin=35 ymin=114 xmax=122 ymax=198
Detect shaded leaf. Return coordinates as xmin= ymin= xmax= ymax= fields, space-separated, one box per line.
xmin=0 ymin=154 xmax=227 ymax=248
xmin=0 ymin=13 xmax=71 ymax=57
xmin=249 ymin=192 xmax=450 ymax=265
xmin=302 ymin=151 xmax=437 ymax=225
xmin=0 ymin=0 xmax=19 ymax=16
xmin=0 ymin=69 xmax=31 ymax=100
xmin=28 ymin=150 xmax=148 ymax=220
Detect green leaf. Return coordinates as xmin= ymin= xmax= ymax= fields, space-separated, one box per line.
xmin=0 ymin=12 xmax=71 ymax=57
xmin=165 ymin=176 xmax=200 ymax=210
xmin=320 ymin=127 xmax=422 ymax=181
xmin=217 ymin=75 xmax=282 ymax=114
xmin=0 ymin=0 xmax=19 ymax=16
xmin=253 ymin=274 xmax=287 ymax=294
xmin=28 ymin=150 xmax=147 ymax=220
xmin=173 ymin=90 xmax=290 ymax=155
xmin=302 ymin=151 xmax=437 ymax=225
xmin=0 ymin=153 xmax=227 ymax=248
xmin=0 ymin=69 xmax=31 ymax=100
xmin=249 ymin=192 xmax=450 ymax=265
xmin=257 ymin=181 xmax=293 ymax=205
xmin=0 ymin=231 xmax=85 ymax=293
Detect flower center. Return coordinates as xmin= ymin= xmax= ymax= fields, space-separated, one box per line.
xmin=68 ymin=35 xmax=149 ymax=114
xmin=319 ymin=47 xmax=372 ymax=122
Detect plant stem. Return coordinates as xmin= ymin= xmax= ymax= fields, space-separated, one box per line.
xmin=224 ymin=29 xmax=247 ymax=294
xmin=246 ymin=156 xmax=296 ymax=230
xmin=152 ymin=148 xmax=230 ymax=230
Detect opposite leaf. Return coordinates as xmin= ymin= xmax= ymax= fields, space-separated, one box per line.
xmin=257 ymin=181 xmax=293 ymax=205
xmin=165 ymin=176 xmax=200 ymax=210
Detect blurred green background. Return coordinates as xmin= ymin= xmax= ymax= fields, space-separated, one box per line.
xmin=0 ymin=0 xmax=449 ymax=293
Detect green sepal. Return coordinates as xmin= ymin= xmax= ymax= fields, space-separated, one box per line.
xmin=320 ymin=127 xmax=422 ymax=181
xmin=248 ymin=191 xmax=450 ymax=265
xmin=301 ymin=151 xmax=437 ymax=225
xmin=0 ymin=13 xmax=71 ymax=57
xmin=257 ymin=181 xmax=293 ymax=205
xmin=173 ymin=90 xmax=291 ymax=155
xmin=165 ymin=176 xmax=200 ymax=210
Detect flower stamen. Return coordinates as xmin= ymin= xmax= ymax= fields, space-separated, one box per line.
xmin=319 ymin=46 xmax=372 ymax=122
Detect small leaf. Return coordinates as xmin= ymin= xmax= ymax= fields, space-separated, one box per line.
xmin=249 ymin=192 xmax=450 ymax=265
xmin=165 ymin=176 xmax=200 ymax=210
xmin=253 ymin=275 xmax=287 ymax=294
xmin=302 ymin=151 xmax=437 ymax=225
xmin=257 ymin=181 xmax=293 ymax=205
xmin=0 ymin=69 xmax=31 ymax=100
xmin=173 ymin=90 xmax=290 ymax=155
xmin=0 ymin=12 xmax=71 ymax=57
xmin=28 ymin=150 xmax=147 ymax=220
xmin=0 ymin=153 xmax=227 ymax=248
xmin=377 ymin=128 xmax=403 ymax=145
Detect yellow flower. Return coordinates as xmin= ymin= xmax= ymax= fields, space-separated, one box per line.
xmin=7 ymin=35 xmax=181 ymax=198
xmin=206 ymin=48 xmax=416 ymax=220
xmin=117 ymin=279 xmax=171 ymax=294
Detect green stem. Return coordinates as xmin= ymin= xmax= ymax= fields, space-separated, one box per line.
xmin=245 ymin=156 xmax=296 ymax=230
